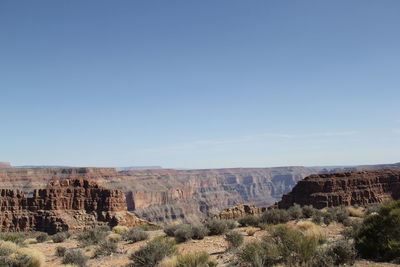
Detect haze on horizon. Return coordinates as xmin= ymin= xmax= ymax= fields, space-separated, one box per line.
xmin=1 ymin=1 xmax=399 ymax=169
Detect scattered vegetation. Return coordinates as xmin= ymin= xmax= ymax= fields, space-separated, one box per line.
xmin=94 ymin=240 xmax=118 ymax=258
xmin=173 ymin=225 xmax=194 ymax=243
xmin=62 ymin=249 xmax=88 ymax=267
xmin=159 ymin=252 xmax=216 ymax=267
xmin=164 ymin=224 xmax=181 ymax=237
xmin=55 ymin=246 xmax=67 ymax=257
xmin=347 ymin=206 xmax=364 ymax=217
xmin=106 ymin=233 xmax=122 ymax=243
xmin=246 ymin=227 xmax=257 ymax=236
xmin=204 ymin=219 xmax=228 ymax=235
xmin=77 ymin=227 xmax=109 ymax=246
xmin=260 ymin=209 xmax=290 ymax=224
xmin=191 ymin=224 xmax=209 ymax=240
xmin=135 ymin=224 xmax=163 ymax=231
xmin=287 ymin=204 xmax=303 ymax=219
xmin=296 ymin=220 xmax=327 ymax=244
xmin=35 ymin=232 xmax=48 ymax=243
xmin=128 ymin=237 xmax=176 ymax=267
xmin=112 ymin=225 xmax=129 ymax=235
xmin=123 ymin=228 xmax=149 ymax=243
xmin=225 ymin=231 xmax=243 ymax=250
xmin=51 ymin=232 xmax=70 ymax=243
xmin=0 ymin=240 xmax=45 ymax=267
xmin=238 ymin=215 xmax=260 ymax=227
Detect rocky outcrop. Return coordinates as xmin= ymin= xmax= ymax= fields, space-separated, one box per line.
xmin=278 ymin=169 xmax=400 ymax=209
xmin=0 ymin=178 xmax=150 ymax=233
xmin=214 ymin=204 xmax=267 ymax=220
xmin=0 ymin=162 xmax=11 ymax=168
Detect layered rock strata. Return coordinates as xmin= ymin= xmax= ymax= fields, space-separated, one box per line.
xmin=278 ymin=169 xmax=400 ymax=209
xmin=214 ymin=204 xmax=267 ymax=220
xmin=0 ymin=178 xmax=149 ymax=233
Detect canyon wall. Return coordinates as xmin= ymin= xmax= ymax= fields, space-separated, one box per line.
xmin=0 ymin=178 xmax=149 ymax=233
xmin=1 ymin=163 xmax=399 ymax=224
xmin=278 ymin=169 xmax=400 ymax=209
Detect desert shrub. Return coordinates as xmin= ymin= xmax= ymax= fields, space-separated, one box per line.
xmin=355 ymin=200 xmax=400 ymax=261
xmin=136 ymin=225 xmax=163 ymax=231
xmin=302 ymin=205 xmax=316 ymax=218
xmin=311 ymin=248 xmax=335 ymax=267
xmin=77 ymin=227 xmax=108 ymax=246
xmin=348 ymin=206 xmax=364 ymax=217
xmin=106 ymin=233 xmax=122 ymax=243
xmin=191 ymin=224 xmax=209 ymax=240
xmin=97 ymin=225 xmax=111 ymax=232
xmin=246 ymin=227 xmax=257 ymax=236
xmin=204 ymin=219 xmax=228 ymax=235
xmin=123 ymin=228 xmax=149 ymax=243
xmin=113 ymin=225 xmax=129 ymax=235
xmin=311 ymin=213 xmax=323 ymax=225
xmin=23 ymin=238 xmax=38 ymax=245
xmin=51 ymin=232 xmax=70 ymax=243
xmin=365 ymin=203 xmax=382 ymax=215
xmin=55 ymin=246 xmax=67 ymax=257
xmin=238 ymin=215 xmax=260 ymax=227
xmin=296 ymin=221 xmax=326 ymax=244
xmin=260 ymin=209 xmax=290 ymax=225
xmin=8 ymin=247 xmax=45 ymax=267
xmin=0 ymin=233 xmax=27 ymax=244
xmin=128 ymin=237 xmax=176 ymax=267
xmin=322 ymin=212 xmax=335 ymax=225
xmin=0 ymin=240 xmax=19 ymax=256
xmin=237 ymin=241 xmax=280 ymax=267
xmin=176 ymin=251 xmax=213 ymax=267
xmin=288 ymin=204 xmax=303 ymax=220
xmin=62 ymin=249 xmax=87 ymax=267
xmin=225 ymin=231 xmax=243 ymax=250
xmin=35 ymin=232 xmax=48 ymax=243
xmin=173 ymin=225 xmax=193 ymax=243
xmin=328 ymin=240 xmax=356 ymax=265
xmin=334 ymin=206 xmax=350 ymax=224
xmin=225 ymin=219 xmax=238 ymax=229
xmin=164 ymin=224 xmax=181 ymax=237
xmin=94 ymin=240 xmax=118 ymax=257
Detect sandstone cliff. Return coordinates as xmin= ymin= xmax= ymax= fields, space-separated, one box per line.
xmin=278 ymin=169 xmax=400 ymax=209
xmin=1 ymin=163 xmax=400 ymax=224
xmin=0 ymin=178 xmax=149 ymax=233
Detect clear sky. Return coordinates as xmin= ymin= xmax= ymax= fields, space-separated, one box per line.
xmin=1 ymin=1 xmax=399 ymax=169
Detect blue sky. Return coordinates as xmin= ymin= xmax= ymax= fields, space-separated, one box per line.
xmin=1 ymin=1 xmax=399 ymax=168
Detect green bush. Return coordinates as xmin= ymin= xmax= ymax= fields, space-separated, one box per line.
xmin=205 ymin=219 xmax=228 ymax=235
xmin=238 ymin=241 xmax=280 ymax=267
xmin=77 ymin=227 xmax=109 ymax=246
xmin=164 ymin=224 xmax=181 ymax=237
xmin=225 ymin=231 xmax=243 ymax=250
xmin=288 ymin=204 xmax=303 ymax=220
xmin=238 ymin=215 xmax=260 ymax=227
xmin=261 ymin=209 xmax=290 ymax=224
xmin=225 ymin=219 xmax=238 ymax=229
xmin=302 ymin=205 xmax=316 ymax=218
xmin=0 ymin=233 xmax=27 ymax=244
xmin=191 ymin=224 xmax=209 ymax=240
xmin=129 ymin=237 xmax=176 ymax=267
xmin=135 ymin=225 xmax=163 ymax=231
xmin=176 ymin=251 xmax=214 ymax=267
xmin=334 ymin=206 xmax=350 ymax=224
xmin=328 ymin=240 xmax=356 ymax=265
xmin=322 ymin=212 xmax=335 ymax=225
xmin=173 ymin=225 xmax=193 ymax=243
xmin=123 ymin=228 xmax=149 ymax=243
xmin=51 ymin=232 xmax=70 ymax=243
xmin=55 ymin=246 xmax=66 ymax=257
xmin=95 ymin=240 xmax=118 ymax=257
xmin=355 ymin=200 xmax=400 ymax=261
xmin=35 ymin=232 xmax=48 ymax=243
xmin=62 ymin=249 xmax=87 ymax=267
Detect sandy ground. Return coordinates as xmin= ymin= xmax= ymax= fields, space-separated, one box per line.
xmin=28 ymin=224 xmax=400 ymax=267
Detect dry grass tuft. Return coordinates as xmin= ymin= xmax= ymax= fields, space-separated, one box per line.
xmin=106 ymin=233 xmax=122 ymax=243
xmin=10 ymin=247 xmax=45 ymax=267
xmin=157 ymin=255 xmax=178 ymax=267
xmin=23 ymin=238 xmax=38 ymax=245
xmin=296 ymin=220 xmax=327 ymax=244
xmin=347 ymin=206 xmax=364 ymax=217
xmin=112 ymin=225 xmax=129 ymax=235
xmin=246 ymin=227 xmax=257 ymax=236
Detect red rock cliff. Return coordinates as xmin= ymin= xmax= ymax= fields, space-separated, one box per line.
xmin=278 ymin=169 xmax=400 ymax=209
xmin=0 ymin=178 xmax=150 ymax=233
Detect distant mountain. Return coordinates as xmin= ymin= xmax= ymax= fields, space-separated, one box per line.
xmin=116 ymin=166 xmax=162 ymax=171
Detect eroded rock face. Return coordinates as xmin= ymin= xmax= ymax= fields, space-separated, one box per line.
xmin=278 ymin=169 xmax=400 ymax=209
xmin=0 ymin=178 xmax=150 ymax=233
xmin=214 ymin=204 xmax=267 ymax=220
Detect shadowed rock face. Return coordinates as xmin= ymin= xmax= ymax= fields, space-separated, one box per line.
xmin=214 ymin=204 xmax=267 ymax=220
xmin=0 ymin=178 xmax=150 ymax=233
xmin=278 ymin=169 xmax=400 ymax=209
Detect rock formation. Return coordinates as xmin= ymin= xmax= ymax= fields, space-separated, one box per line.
xmin=0 ymin=162 xmax=11 ymax=168
xmin=0 ymin=178 xmax=150 ymax=233
xmin=278 ymin=169 xmax=400 ymax=209
xmin=214 ymin=204 xmax=267 ymax=220
xmin=0 ymin=163 xmax=399 ymax=224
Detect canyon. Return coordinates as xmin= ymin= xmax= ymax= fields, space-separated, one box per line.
xmin=278 ymin=169 xmax=400 ymax=209
xmin=0 ymin=178 xmax=149 ymax=233
xmin=0 ymin=163 xmax=399 ymax=224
